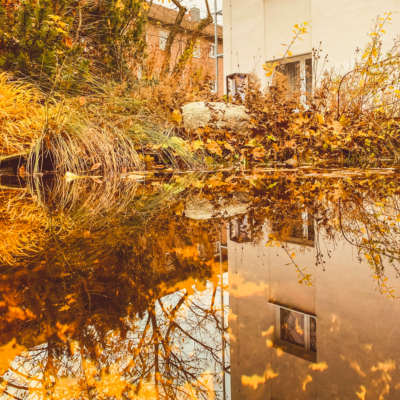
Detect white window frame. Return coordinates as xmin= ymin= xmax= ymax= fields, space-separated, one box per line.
xmin=269 ymin=301 xmax=317 ymax=362
xmin=276 ymin=305 xmax=316 ymax=351
xmin=210 ymin=79 xmax=217 ymax=93
xmin=159 ymin=30 xmax=169 ymax=50
xmin=265 ymin=52 xmax=312 ymax=104
xmin=193 ymin=40 xmax=201 ymax=58
xmin=209 ymin=44 xmax=216 ymax=58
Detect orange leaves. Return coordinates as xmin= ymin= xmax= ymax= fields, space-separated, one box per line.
xmin=251 ymin=146 xmax=266 ymax=159
xmin=224 ymin=142 xmax=236 ymax=152
xmin=262 ymin=62 xmax=278 ymax=77
xmin=63 ymin=36 xmax=73 ymax=48
xmin=170 ymin=110 xmax=182 ymax=125
xmin=0 ymin=339 xmax=26 ymax=375
xmin=174 ymin=201 xmax=184 ymax=216
xmin=316 ymin=114 xmax=325 ymax=125
xmin=205 ymin=140 xmax=222 ymax=156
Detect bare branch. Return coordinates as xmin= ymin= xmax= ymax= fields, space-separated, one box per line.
xmin=161 ymin=0 xmax=188 ymax=75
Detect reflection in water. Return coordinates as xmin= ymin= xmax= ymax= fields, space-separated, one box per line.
xmin=280 ymin=308 xmax=305 ymax=348
xmin=0 ymin=170 xmax=400 ymax=399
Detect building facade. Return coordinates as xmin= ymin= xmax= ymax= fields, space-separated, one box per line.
xmin=227 ymin=218 xmax=400 ymax=399
xmin=222 ymin=0 xmax=400 ymax=92
xmin=146 ymin=3 xmax=223 ymax=93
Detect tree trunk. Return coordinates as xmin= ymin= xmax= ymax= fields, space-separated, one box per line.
xmin=161 ymin=0 xmax=187 ymax=76
xmin=172 ymin=3 xmax=213 ymax=77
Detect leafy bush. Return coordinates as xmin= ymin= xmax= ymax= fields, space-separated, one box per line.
xmin=0 ymin=0 xmax=149 ymax=84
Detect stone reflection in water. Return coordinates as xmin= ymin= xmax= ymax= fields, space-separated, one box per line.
xmin=1 ymin=171 xmax=400 ymax=399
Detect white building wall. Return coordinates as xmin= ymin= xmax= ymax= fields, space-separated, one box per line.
xmin=223 ymin=0 xmax=400 ymax=90
xmin=228 ymin=227 xmax=400 ymax=399
xmin=264 ymin=0 xmax=311 ymax=62
xmin=223 ymin=0 xmax=267 ymax=87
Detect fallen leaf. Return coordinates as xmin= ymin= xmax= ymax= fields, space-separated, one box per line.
xmin=285 ymin=155 xmax=298 ymax=167
xmin=206 ymin=141 xmax=223 ymax=156
xmin=224 ymin=142 xmax=236 ymax=152
xmin=174 ymin=202 xmax=184 ymax=216
xmin=90 ymin=162 xmax=102 ymax=171
xmin=327 ymin=120 xmax=344 ymax=133
xmin=316 ymin=114 xmax=325 ymax=124
xmin=170 ymin=110 xmax=183 ymax=125
xmin=284 ymin=140 xmax=296 ymax=148
xmin=63 ymin=37 xmax=73 ymax=48
xmin=251 ymin=147 xmax=266 ymax=159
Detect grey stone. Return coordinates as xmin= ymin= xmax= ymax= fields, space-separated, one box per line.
xmin=185 ymin=197 xmax=214 ymax=220
xmin=181 ymin=102 xmax=250 ymax=132
xmin=185 ymin=192 xmax=251 ymax=220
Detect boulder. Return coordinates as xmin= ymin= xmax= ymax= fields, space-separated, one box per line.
xmin=185 ymin=197 xmax=214 ymax=220
xmin=181 ymin=102 xmax=250 ymax=132
xmin=185 ymin=192 xmax=251 ymax=220
xmin=220 ymin=192 xmax=251 ymax=217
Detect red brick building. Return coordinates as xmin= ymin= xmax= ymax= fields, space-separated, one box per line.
xmin=145 ymin=3 xmax=223 ymax=94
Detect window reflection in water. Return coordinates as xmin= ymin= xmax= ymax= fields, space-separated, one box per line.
xmin=280 ymin=308 xmax=305 ymax=348
xmin=310 ymin=316 xmax=317 ymax=353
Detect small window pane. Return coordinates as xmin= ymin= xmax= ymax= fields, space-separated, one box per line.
xmin=310 ymin=317 xmax=317 ymax=352
xmin=280 ymin=308 xmax=305 ymax=348
xmin=193 ymin=40 xmax=201 ymax=58
xmin=160 ymin=31 xmax=169 ymax=50
xmin=306 ymin=58 xmax=312 ymax=95
xmin=279 ymin=61 xmax=300 ymax=92
xmin=210 ymin=45 xmax=216 ymax=58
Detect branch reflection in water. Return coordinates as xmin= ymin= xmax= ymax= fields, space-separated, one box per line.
xmin=0 ymin=169 xmax=399 ymax=398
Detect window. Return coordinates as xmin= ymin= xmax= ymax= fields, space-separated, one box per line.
xmin=193 ymin=40 xmax=201 ymax=58
xmin=229 ymin=216 xmax=252 ymax=243
xmin=273 ymin=53 xmax=312 ymax=96
xmin=281 ymin=308 xmax=305 ymax=347
xmin=213 ymin=241 xmax=220 ymax=256
xmin=226 ymin=73 xmax=248 ymax=100
xmin=210 ymin=79 xmax=217 ymax=93
xmin=273 ymin=211 xmax=315 ymax=247
xmin=210 ymin=44 xmax=216 ymax=58
xmin=159 ymin=30 xmax=169 ymax=50
xmin=197 ymin=243 xmax=206 ymax=260
xmin=271 ymin=303 xmax=317 ymax=362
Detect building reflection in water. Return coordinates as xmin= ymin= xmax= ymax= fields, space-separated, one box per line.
xmin=2 ymin=179 xmax=400 ymax=400
xmin=228 ymin=210 xmax=400 ymax=400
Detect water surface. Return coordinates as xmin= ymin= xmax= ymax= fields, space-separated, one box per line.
xmin=0 ymin=170 xmax=399 ymax=399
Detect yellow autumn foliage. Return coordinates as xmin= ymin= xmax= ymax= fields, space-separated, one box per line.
xmin=0 ymin=338 xmax=26 ymax=375
xmin=0 ymin=73 xmax=44 ymax=157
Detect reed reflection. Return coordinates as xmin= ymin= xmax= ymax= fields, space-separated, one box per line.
xmin=0 ymin=170 xmax=400 ymax=399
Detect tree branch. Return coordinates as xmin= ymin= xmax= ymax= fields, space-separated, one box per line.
xmin=172 ymin=0 xmax=213 ymax=76
xmin=161 ymin=0 xmax=187 ymax=76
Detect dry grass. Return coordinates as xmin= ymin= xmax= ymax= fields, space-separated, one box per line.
xmin=0 ymin=73 xmax=44 ymax=158
xmin=0 ymin=72 xmax=207 ymax=174
xmin=0 ymin=188 xmax=48 ymax=265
